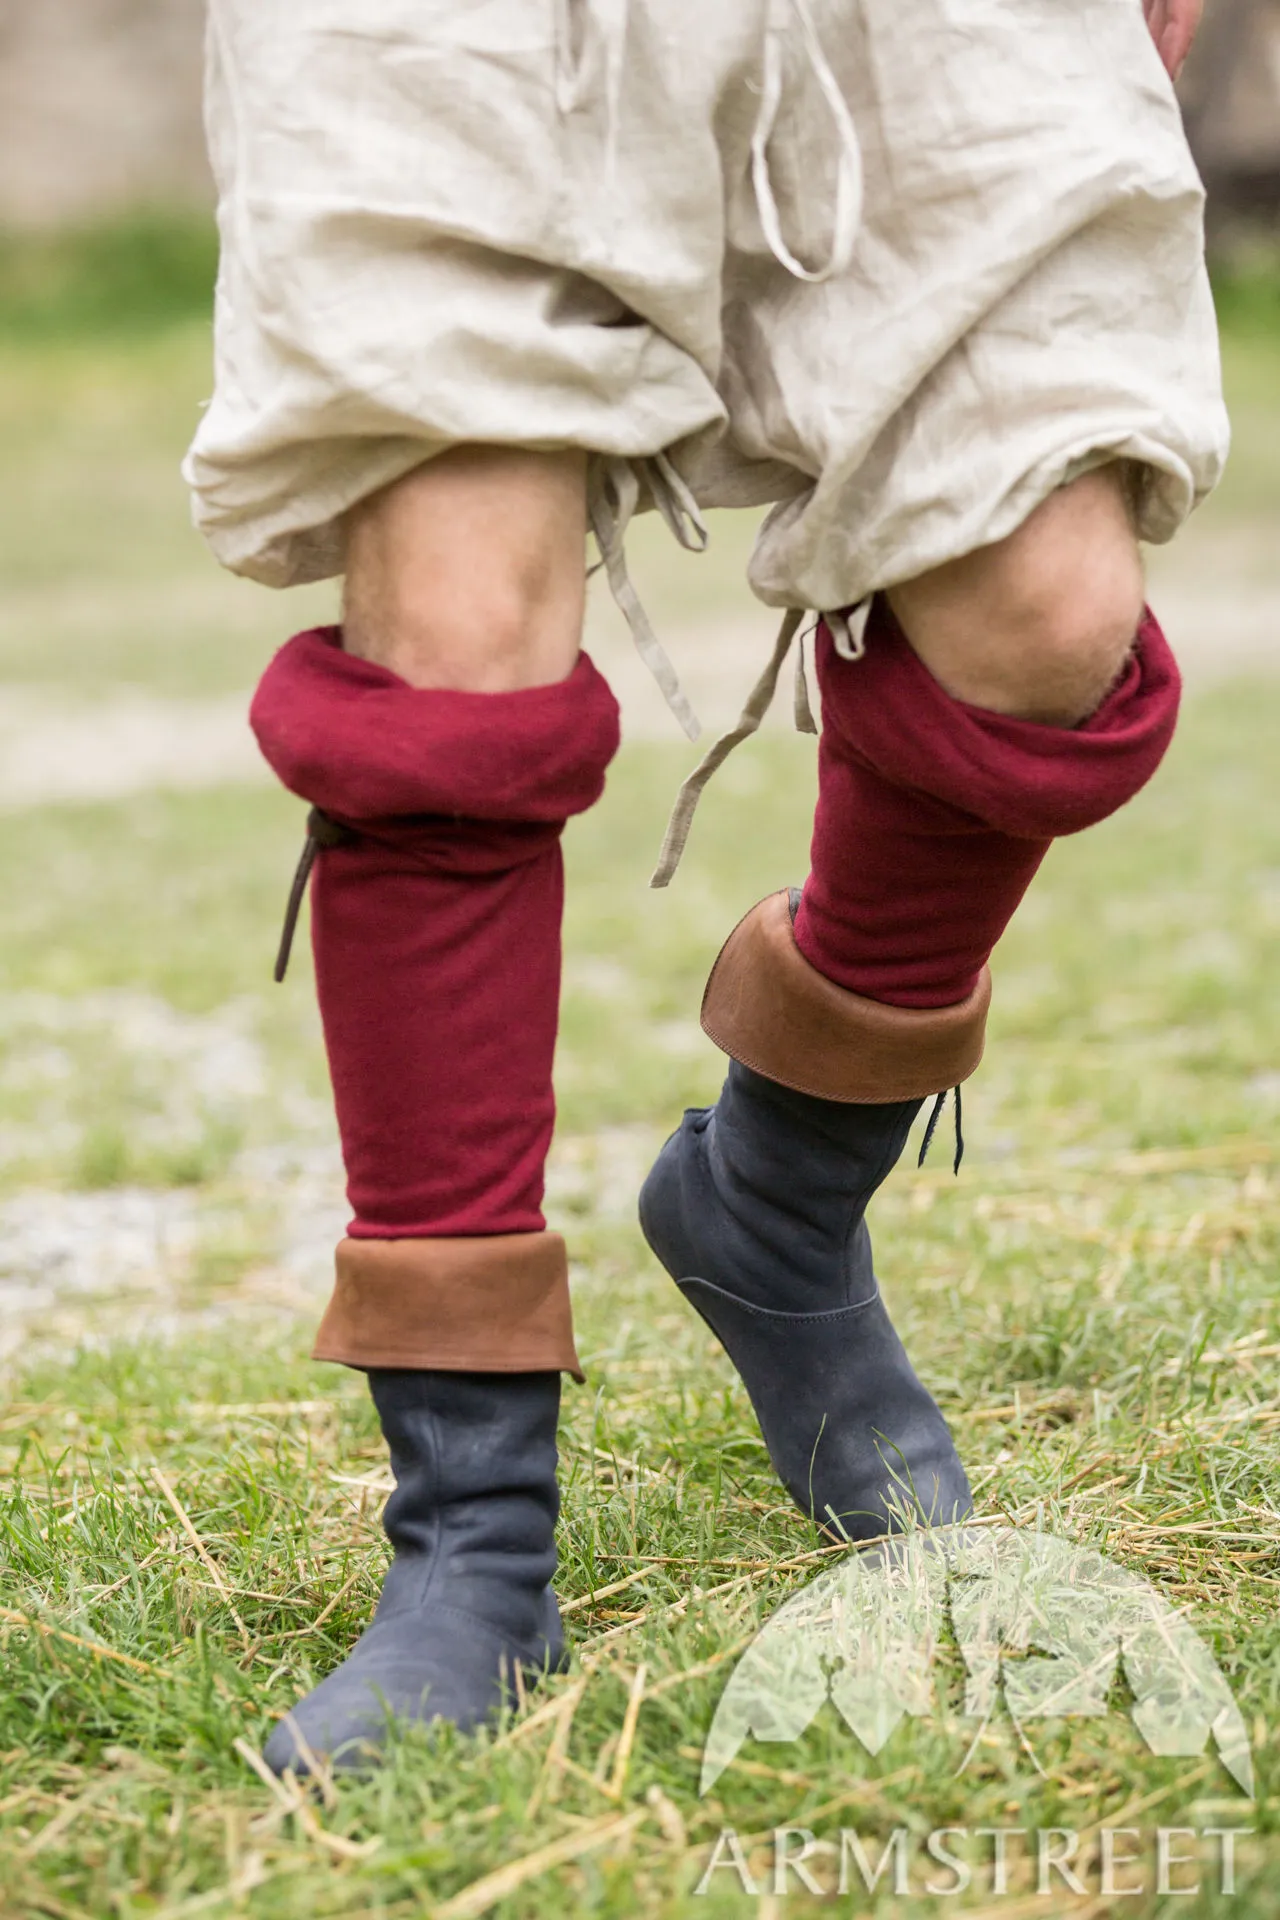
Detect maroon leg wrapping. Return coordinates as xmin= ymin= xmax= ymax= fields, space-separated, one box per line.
xmin=793 ymin=597 xmax=1181 ymax=1010
xmin=251 ymin=627 xmax=620 ymax=1240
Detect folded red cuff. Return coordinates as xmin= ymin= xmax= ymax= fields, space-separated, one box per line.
xmin=825 ymin=603 xmax=1181 ymax=842
xmin=794 ymin=596 xmax=1182 ymax=1009
xmin=250 ymin=627 xmax=621 ymax=825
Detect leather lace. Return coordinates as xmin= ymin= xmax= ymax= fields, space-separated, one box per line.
xmin=274 ymin=808 xmax=357 ymax=983
xmin=917 ymin=1084 xmax=965 ymax=1176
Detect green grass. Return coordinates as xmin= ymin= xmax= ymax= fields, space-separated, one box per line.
xmin=1210 ymin=259 xmax=1280 ymax=347
xmin=0 ymin=215 xmax=219 ymax=344
xmin=1 ymin=685 xmax=1279 ymax=1915
xmin=0 ymin=272 xmax=1278 ymax=1913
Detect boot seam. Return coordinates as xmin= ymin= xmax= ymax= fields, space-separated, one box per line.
xmin=679 ymin=1276 xmax=890 ymax=1327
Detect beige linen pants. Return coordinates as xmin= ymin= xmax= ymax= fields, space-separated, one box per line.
xmin=186 ymin=0 xmax=1228 ymax=625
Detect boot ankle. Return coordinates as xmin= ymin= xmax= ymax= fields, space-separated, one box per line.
xmin=366 ymin=1368 xmax=562 ymax=1638
xmin=652 ymin=1063 xmax=921 ymax=1317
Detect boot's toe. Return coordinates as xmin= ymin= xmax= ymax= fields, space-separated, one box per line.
xmin=262 ymin=1695 xmax=385 ymax=1777
xmin=261 ymin=1607 xmax=565 ymax=1776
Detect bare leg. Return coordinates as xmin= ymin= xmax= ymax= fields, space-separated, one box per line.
xmin=342 ymin=446 xmax=588 ymax=691
xmin=888 ymin=467 xmax=1145 ymax=726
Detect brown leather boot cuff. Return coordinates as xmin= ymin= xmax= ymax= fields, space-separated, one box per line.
xmin=701 ymin=890 xmax=991 ymax=1102
xmin=312 ymin=1231 xmax=583 ymax=1381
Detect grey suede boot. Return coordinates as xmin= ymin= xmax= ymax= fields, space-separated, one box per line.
xmin=263 ymin=1369 xmax=566 ymax=1774
xmin=639 ymin=1061 xmax=972 ymax=1542
xmin=639 ymin=889 xmax=985 ymax=1545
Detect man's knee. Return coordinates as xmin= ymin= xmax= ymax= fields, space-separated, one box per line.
xmin=342 ymin=445 xmax=589 ymax=693
xmin=888 ymin=466 xmax=1146 ymax=727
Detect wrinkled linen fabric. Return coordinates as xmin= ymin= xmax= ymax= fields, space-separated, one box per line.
xmin=187 ymin=0 xmax=1227 ymax=616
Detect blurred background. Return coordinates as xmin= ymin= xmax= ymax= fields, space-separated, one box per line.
xmin=0 ymin=0 xmax=1278 ymax=232
xmin=1 ymin=0 xmax=1278 ymax=230
xmin=0 ymin=8 xmax=1277 ymax=1910
xmin=0 ymin=0 xmax=1275 ymax=1353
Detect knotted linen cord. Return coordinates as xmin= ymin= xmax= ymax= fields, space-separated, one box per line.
xmin=649 ymin=597 xmax=876 ymax=887
xmin=559 ymin=0 xmax=861 ymax=282
xmin=793 ymin=617 xmax=818 ymax=733
xmin=826 ymin=599 xmax=872 ymax=661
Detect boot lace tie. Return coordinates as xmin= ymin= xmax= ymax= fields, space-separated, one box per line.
xmin=917 ymin=1085 xmax=965 ymax=1176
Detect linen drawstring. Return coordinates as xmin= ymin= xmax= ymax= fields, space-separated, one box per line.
xmin=826 ymin=600 xmax=872 ymax=662
xmin=751 ymin=0 xmax=863 ymax=283
xmin=561 ymin=0 xmax=861 ymax=275
xmin=649 ymin=597 xmax=871 ymax=887
xmin=649 ymin=608 xmax=805 ymax=887
xmin=587 ymin=434 xmax=874 ymax=882
xmin=562 ymin=0 xmax=866 ymax=877
xmin=587 ymin=453 xmax=706 ymax=744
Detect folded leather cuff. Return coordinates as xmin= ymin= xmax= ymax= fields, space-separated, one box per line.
xmin=701 ymin=890 xmax=990 ymax=1103
xmin=313 ymin=1231 xmax=583 ymax=1380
